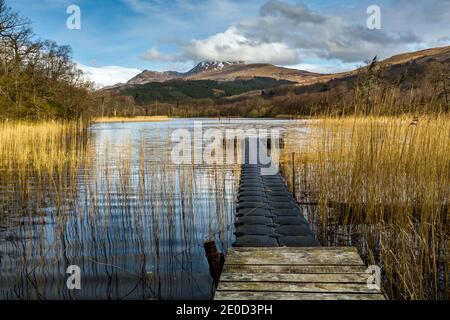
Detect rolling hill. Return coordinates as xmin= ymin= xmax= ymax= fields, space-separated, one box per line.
xmin=106 ymin=45 xmax=449 ymax=108
xmin=118 ymin=61 xmax=321 ymax=87
xmin=265 ymin=45 xmax=450 ymax=99
xmin=118 ymin=77 xmax=293 ymax=104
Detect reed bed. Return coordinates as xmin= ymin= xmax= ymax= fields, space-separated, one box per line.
xmin=0 ymin=120 xmax=240 ymax=299
xmin=281 ymin=115 xmax=450 ymax=300
xmin=0 ymin=120 xmax=85 ymax=168
xmin=0 ymin=121 xmax=87 ymax=213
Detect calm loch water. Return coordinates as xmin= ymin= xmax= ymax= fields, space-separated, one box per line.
xmin=0 ymin=119 xmax=306 ymax=300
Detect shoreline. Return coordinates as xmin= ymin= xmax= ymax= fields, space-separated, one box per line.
xmin=93 ymin=116 xmax=171 ymax=123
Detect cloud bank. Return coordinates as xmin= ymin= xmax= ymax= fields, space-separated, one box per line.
xmin=78 ymin=64 xmax=142 ymax=88
xmin=183 ymin=26 xmax=299 ymax=65
xmin=140 ymin=0 xmax=450 ymax=68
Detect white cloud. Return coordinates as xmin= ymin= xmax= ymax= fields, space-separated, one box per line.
xmin=241 ymin=1 xmax=420 ymax=63
xmin=289 ymin=62 xmax=359 ymax=74
xmin=77 ymin=64 xmax=142 ymax=88
xmin=183 ymin=26 xmax=299 ymax=65
xmin=140 ymin=48 xmax=182 ymax=62
xmin=140 ymin=0 xmax=450 ymax=70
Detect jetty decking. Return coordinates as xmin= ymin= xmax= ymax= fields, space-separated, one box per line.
xmin=215 ymin=247 xmax=385 ymax=300
xmin=234 ymin=163 xmax=319 ymax=247
xmin=214 ymin=144 xmax=385 ymax=300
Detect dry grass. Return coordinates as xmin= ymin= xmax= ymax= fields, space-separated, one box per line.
xmin=282 ymin=115 xmax=449 ymax=299
xmin=93 ymin=116 xmax=171 ymax=123
xmin=0 ymin=120 xmax=85 ymax=169
xmin=0 ymin=120 xmax=88 ymax=227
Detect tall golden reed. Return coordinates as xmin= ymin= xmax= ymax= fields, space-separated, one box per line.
xmin=282 ymin=115 xmax=449 ymax=299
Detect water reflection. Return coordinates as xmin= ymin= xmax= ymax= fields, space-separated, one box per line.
xmin=0 ymin=118 xmax=306 ymax=300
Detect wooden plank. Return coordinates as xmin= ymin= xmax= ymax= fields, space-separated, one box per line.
xmin=215 ymin=247 xmax=386 ymax=300
xmin=230 ymin=247 xmax=359 ymax=253
xmin=217 ymin=281 xmax=380 ymax=294
xmin=225 ymin=249 xmax=364 ymax=266
xmin=219 ymin=272 xmax=369 ymax=283
xmin=214 ymin=291 xmax=385 ymax=300
xmin=223 ymin=265 xmax=368 ymax=274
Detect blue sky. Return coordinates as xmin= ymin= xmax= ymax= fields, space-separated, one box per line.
xmin=10 ymin=0 xmax=450 ymax=86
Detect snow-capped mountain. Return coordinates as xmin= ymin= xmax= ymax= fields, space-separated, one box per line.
xmin=126 ymin=61 xmax=246 ymax=85
xmin=184 ymin=61 xmax=245 ymax=76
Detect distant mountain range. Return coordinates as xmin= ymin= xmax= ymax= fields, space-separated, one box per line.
xmin=125 ymin=61 xmax=245 ymax=85
xmin=105 ymin=61 xmax=322 ymax=90
xmin=105 ymin=46 xmax=450 ymax=105
xmin=110 ymin=45 xmax=450 ymax=90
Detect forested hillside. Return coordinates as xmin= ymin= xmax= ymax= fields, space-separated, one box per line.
xmin=118 ymin=77 xmax=292 ymax=104
xmin=0 ymin=0 xmax=98 ymax=120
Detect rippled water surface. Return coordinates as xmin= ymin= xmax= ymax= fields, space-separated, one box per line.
xmin=0 ymin=118 xmax=306 ymax=300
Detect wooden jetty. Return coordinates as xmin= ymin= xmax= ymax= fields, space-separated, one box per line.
xmin=215 ymin=247 xmax=385 ymax=300
xmin=212 ymin=141 xmax=385 ymax=300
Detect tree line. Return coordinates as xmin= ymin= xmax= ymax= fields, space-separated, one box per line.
xmin=0 ymin=0 xmax=106 ymax=120
xmin=0 ymin=0 xmax=155 ymax=121
xmin=2 ymin=0 xmax=447 ymax=121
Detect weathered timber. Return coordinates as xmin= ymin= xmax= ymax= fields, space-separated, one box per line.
xmin=215 ymin=291 xmax=384 ymax=300
xmin=219 ymin=273 xmax=370 ymax=283
xmin=222 ymin=265 xmax=368 ymax=274
xmin=217 ymin=282 xmax=381 ymax=294
xmin=204 ymin=240 xmax=225 ymax=285
xmin=215 ymin=247 xmax=385 ymax=300
xmin=221 ymin=139 xmax=385 ymax=300
xmin=225 ymin=248 xmax=364 ymax=266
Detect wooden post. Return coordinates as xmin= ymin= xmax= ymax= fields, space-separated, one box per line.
xmin=292 ymin=152 xmax=296 ymax=199
xmin=203 ymin=240 xmax=225 ymax=286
